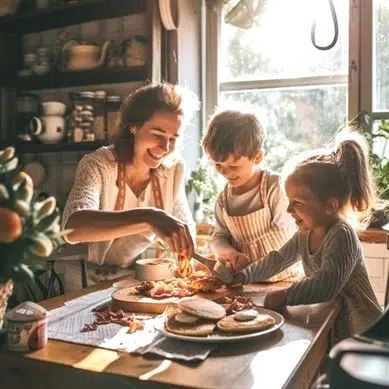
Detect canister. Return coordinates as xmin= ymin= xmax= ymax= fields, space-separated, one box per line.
xmin=5 ymin=301 xmax=47 ymax=352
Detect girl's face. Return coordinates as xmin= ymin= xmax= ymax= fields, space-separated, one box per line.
xmin=131 ymin=110 xmax=182 ymax=169
xmin=285 ymin=177 xmax=337 ymax=231
xmin=214 ymin=153 xmax=262 ymax=189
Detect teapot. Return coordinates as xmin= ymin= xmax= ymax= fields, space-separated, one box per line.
xmin=63 ymin=40 xmax=111 ymax=71
xmin=121 ymin=35 xmax=148 ymax=67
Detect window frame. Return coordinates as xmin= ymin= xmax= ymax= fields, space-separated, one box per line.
xmin=204 ymin=0 xmax=386 ymax=129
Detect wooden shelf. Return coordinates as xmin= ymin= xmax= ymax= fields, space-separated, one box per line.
xmin=0 ymin=0 xmax=146 ymax=34
xmin=11 ymin=67 xmax=148 ymax=90
xmin=0 ymin=140 xmax=108 ymax=154
xmin=359 ymin=228 xmax=388 ymax=244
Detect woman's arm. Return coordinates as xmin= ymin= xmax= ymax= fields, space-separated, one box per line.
xmin=65 ymin=208 xmax=153 ymax=242
xmin=67 ymin=207 xmax=194 ymax=256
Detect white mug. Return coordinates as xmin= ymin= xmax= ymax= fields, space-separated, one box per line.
xmin=30 ymin=116 xmax=65 ymax=143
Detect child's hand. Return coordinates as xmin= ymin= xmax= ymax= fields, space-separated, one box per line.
xmin=219 ymin=250 xmax=250 ymax=272
xmin=263 ymin=289 xmax=287 ymax=311
xmin=230 ymin=272 xmax=245 ymax=285
xmin=233 ymin=252 xmax=251 ymax=272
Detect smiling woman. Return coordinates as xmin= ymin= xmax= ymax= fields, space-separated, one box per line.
xmin=62 ymin=83 xmax=199 ymax=291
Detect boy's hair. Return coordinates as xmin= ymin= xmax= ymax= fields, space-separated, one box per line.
xmin=202 ymin=109 xmax=265 ymax=161
xmin=282 ymin=129 xmax=380 ymax=226
xmin=111 ymin=82 xmax=198 ymax=164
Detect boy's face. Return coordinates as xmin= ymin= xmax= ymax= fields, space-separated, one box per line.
xmin=214 ymin=153 xmax=262 ymax=188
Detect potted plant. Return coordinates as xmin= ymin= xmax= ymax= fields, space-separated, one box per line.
xmin=347 ymin=112 xmax=389 ymax=229
xmin=0 ymin=146 xmax=67 ymax=329
xmin=185 ymin=158 xmax=220 ymax=224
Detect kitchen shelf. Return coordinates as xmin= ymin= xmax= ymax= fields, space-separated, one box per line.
xmin=0 ymin=140 xmax=109 ymax=154
xmin=0 ymin=0 xmax=146 ymax=34
xmin=12 ymin=67 xmax=148 ymax=90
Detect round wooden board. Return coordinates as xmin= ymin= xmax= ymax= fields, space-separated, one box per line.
xmin=111 ymin=285 xmax=243 ymax=314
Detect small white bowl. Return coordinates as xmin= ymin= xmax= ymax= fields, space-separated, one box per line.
xmin=135 ymin=258 xmax=176 ymax=281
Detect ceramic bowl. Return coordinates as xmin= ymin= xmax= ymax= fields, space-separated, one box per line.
xmin=135 ymin=258 xmax=176 ymax=281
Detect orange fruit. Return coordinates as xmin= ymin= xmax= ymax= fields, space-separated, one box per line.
xmin=0 ymin=208 xmax=22 ymax=243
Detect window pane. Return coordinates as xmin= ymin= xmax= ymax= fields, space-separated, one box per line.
xmin=221 ymin=85 xmax=347 ymax=172
xmin=374 ymin=0 xmax=389 ymax=111
xmin=220 ymin=0 xmax=349 ymax=82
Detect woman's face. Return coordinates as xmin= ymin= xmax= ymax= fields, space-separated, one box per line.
xmin=131 ymin=110 xmax=183 ymax=169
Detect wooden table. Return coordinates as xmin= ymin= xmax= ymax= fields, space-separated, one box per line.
xmin=0 ymin=279 xmax=341 ymax=389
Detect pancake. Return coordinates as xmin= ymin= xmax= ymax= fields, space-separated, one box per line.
xmin=165 ymin=312 xmax=216 ymax=336
xmin=217 ymin=311 xmax=276 ymax=334
xmin=178 ymin=298 xmax=226 ymax=321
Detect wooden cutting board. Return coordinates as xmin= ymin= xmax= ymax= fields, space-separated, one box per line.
xmin=111 ymin=285 xmax=242 ymax=314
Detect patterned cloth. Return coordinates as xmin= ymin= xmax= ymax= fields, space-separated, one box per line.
xmin=242 ymin=220 xmax=383 ymax=341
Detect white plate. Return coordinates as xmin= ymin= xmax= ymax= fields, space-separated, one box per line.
xmin=156 ymin=307 xmax=284 ymax=343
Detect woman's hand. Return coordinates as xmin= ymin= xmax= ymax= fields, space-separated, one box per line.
xmin=263 ymin=289 xmax=287 ymax=311
xmin=146 ymin=208 xmax=194 ymax=258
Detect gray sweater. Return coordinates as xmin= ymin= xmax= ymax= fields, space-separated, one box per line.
xmin=242 ymin=220 xmax=382 ymax=340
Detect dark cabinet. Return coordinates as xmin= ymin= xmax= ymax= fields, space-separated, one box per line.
xmin=0 ymin=0 xmax=167 ymax=153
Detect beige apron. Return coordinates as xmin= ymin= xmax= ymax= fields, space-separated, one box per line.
xmin=65 ymin=164 xmax=166 ymax=291
xmin=222 ymin=171 xmax=304 ymax=282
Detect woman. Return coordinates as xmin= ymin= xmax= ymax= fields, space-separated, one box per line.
xmin=62 ymin=82 xmax=198 ymax=290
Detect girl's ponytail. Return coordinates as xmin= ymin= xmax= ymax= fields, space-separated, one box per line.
xmin=334 ymin=130 xmax=377 ymax=217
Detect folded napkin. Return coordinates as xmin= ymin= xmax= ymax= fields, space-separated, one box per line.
xmin=134 ymin=333 xmax=217 ymax=361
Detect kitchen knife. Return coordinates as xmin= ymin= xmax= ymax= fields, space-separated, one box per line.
xmin=192 ymin=252 xmax=233 ymax=284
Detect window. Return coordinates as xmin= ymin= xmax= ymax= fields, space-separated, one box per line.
xmin=374 ymin=0 xmax=389 ymax=113
xmin=205 ymin=0 xmax=378 ymax=172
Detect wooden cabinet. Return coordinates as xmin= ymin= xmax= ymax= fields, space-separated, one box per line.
xmin=362 ymin=242 xmax=389 ymax=306
xmin=0 ymin=0 xmax=169 ymax=153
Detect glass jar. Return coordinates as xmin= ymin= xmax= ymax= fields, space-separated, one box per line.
xmin=106 ymin=95 xmax=122 ymax=136
xmin=69 ymin=91 xmax=95 ymax=142
xmin=93 ymin=90 xmax=107 ymax=141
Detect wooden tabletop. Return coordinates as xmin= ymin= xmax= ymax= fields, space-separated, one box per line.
xmin=1 ymin=279 xmax=341 ymax=389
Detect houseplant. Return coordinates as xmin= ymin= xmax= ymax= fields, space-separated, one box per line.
xmin=185 ymin=158 xmax=219 ymax=223
xmin=0 ymin=146 xmax=67 ymax=329
xmin=347 ymin=112 xmax=389 ymax=228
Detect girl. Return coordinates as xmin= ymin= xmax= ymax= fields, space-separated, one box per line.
xmin=202 ymin=109 xmax=304 ymax=281
xmin=231 ymin=130 xmax=383 ymax=340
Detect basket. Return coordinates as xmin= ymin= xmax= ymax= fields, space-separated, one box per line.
xmin=0 ymin=279 xmax=13 ymax=329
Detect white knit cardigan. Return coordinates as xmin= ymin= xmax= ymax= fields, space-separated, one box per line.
xmin=62 ymin=147 xmax=195 ymax=265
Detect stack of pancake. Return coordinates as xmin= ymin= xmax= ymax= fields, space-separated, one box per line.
xmin=165 ymin=298 xmax=276 ymax=337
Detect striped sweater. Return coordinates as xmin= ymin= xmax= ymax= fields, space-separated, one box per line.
xmin=242 ymin=220 xmax=382 ymax=340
